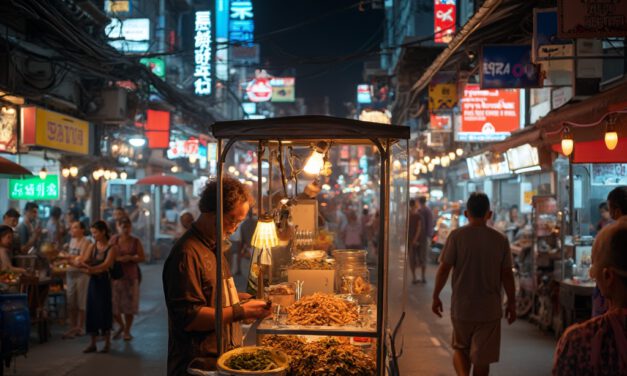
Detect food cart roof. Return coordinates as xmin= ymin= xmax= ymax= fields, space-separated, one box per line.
xmin=210 ymin=115 xmax=410 ymax=144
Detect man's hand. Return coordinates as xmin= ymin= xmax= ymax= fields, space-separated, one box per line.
xmin=242 ymin=299 xmax=272 ymax=320
xmin=238 ymin=292 xmax=253 ymax=301
xmin=505 ymin=301 xmax=516 ymax=325
xmin=432 ymin=295 xmax=443 ymax=318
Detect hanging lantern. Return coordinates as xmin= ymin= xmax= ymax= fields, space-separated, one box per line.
xmin=605 ymin=121 xmax=618 ymax=151
xmin=69 ymin=166 xmax=79 ymax=177
xmin=561 ymin=127 xmax=574 ymax=156
xmin=61 ymin=168 xmax=70 ymax=178
xmin=39 ymin=167 xmax=48 ymax=180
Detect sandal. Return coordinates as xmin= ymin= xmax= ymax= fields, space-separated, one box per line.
xmin=123 ymin=334 xmax=133 ymax=341
xmin=82 ymin=345 xmax=97 ymax=353
xmin=113 ymin=328 xmax=123 ymax=340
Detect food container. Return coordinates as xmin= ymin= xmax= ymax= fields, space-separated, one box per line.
xmin=294 ymin=250 xmax=326 ymax=261
xmin=338 ymin=267 xmax=370 ymax=295
xmin=217 ymin=346 xmax=289 ymax=376
xmin=332 ymin=249 xmax=367 ymax=267
xmin=267 ymin=283 xmax=296 ymax=308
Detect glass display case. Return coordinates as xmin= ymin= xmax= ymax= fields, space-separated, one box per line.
xmin=211 ymin=116 xmax=410 ymax=375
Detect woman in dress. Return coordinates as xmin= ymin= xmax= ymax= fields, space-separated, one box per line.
xmin=79 ymin=221 xmax=117 ymax=353
xmin=62 ymin=221 xmax=92 ymax=339
xmin=110 ymin=216 xmax=144 ymax=341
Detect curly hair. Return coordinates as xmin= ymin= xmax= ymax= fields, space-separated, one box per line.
xmin=198 ymin=176 xmax=254 ymax=214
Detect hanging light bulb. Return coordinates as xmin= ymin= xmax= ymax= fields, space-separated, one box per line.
xmin=171 ymin=165 xmax=180 ymax=173
xmin=449 ymin=151 xmax=456 ymax=160
xmin=120 ymin=171 xmax=128 ymax=180
xmin=142 ymin=195 xmax=151 ymax=204
xmin=189 ymin=154 xmax=198 ymax=164
xmin=604 ymin=120 xmax=618 ymax=151
xmin=561 ymin=127 xmax=574 ymax=156
xmin=456 ymin=148 xmax=463 ymax=156
xmin=441 ymin=155 xmax=450 ymax=167
xmin=61 ymin=168 xmax=70 ymax=178
xmin=103 ymin=169 xmax=112 ymax=180
xmin=111 ymin=143 xmax=120 ymax=153
xmin=110 ymin=171 xmax=118 ymax=180
xmin=92 ymin=170 xmax=101 ymax=180
xmin=420 ymin=166 xmax=428 ymax=174
xmin=39 ymin=167 xmax=48 ymax=180
xmin=433 ymin=156 xmax=441 ymax=166
xmin=427 ymin=163 xmax=435 ymax=172
xmin=423 ymin=156 xmax=431 ymax=164
xmin=70 ymin=166 xmax=79 ymax=177
xmin=304 ymin=142 xmax=327 ymax=175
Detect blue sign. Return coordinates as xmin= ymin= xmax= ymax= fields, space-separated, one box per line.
xmin=215 ymin=0 xmax=230 ymax=40
xmin=229 ymin=1 xmax=254 ymax=45
xmin=533 ymin=8 xmax=572 ymax=62
xmin=480 ymin=45 xmax=542 ymax=89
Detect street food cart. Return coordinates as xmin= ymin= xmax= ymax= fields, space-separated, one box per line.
xmin=210 ymin=116 xmax=410 ymax=375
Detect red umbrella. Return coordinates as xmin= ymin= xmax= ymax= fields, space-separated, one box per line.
xmin=0 ymin=156 xmax=33 ymax=176
xmin=136 ymin=173 xmax=186 ymax=186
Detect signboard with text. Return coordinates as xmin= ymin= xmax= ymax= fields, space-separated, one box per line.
xmin=357 ymin=84 xmax=372 ymax=104
xmin=429 ymin=83 xmax=457 ymax=110
xmin=20 ymin=107 xmax=90 ymax=155
xmin=270 ymin=77 xmax=295 ymax=102
xmin=0 ymin=106 xmax=18 ymax=153
xmin=9 ymin=175 xmax=59 ymax=201
xmin=481 ymin=45 xmax=541 ymax=89
xmin=458 ymin=85 xmax=521 ymax=142
xmin=194 ymin=11 xmax=213 ymax=96
xmin=434 ymin=0 xmax=456 ymax=44
xmin=558 ymin=0 xmax=627 ymax=38
xmin=429 ymin=113 xmax=452 ymax=131
xmin=105 ymin=18 xmax=150 ymax=53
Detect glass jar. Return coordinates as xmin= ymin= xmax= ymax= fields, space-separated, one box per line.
xmin=337 ymin=267 xmax=370 ymax=295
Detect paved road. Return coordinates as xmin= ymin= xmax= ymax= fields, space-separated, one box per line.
xmin=10 ymin=246 xmax=557 ymax=375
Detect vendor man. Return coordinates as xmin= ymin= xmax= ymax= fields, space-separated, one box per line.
xmin=163 ymin=177 xmax=271 ymax=375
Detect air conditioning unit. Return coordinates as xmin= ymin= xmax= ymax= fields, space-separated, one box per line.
xmin=86 ymin=87 xmax=128 ymax=123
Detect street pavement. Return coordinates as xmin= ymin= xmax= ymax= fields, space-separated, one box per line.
xmin=10 ymin=246 xmax=557 ymax=375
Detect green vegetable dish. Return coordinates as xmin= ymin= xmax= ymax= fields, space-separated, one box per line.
xmin=225 ymin=349 xmax=279 ymax=371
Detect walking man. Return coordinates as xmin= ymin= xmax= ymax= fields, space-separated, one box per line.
xmin=432 ymin=192 xmax=516 ymax=376
xmin=408 ymin=199 xmax=424 ymax=284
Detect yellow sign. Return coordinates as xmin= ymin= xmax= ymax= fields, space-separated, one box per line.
xmin=524 ymin=190 xmax=536 ymax=205
xmin=34 ymin=108 xmax=90 ymax=155
xmin=429 ymin=83 xmax=458 ymax=111
xmin=106 ymin=0 xmax=130 ymax=13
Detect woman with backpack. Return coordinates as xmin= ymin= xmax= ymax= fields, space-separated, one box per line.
xmin=78 ymin=220 xmax=117 ymax=353
xmin=110 ymin=216 xmax=145 ymax=341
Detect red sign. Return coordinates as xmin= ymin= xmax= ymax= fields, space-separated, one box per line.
xmin=430 ymin=114 xmax=452 ymax=131
xmin=458 ymin=84 xmax=520 ymax=142
xmin=246 ymin=78 xmax=273 ymax=102
xmin=434 ymin=0 xmax=456 ymax=44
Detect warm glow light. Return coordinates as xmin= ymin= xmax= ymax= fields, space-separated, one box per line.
xmin=120 ymin=171 xmax=128 ymax=180
xmin=92 ymin=170 xmax=101 ymax=180
xmin=605 ymin=131 xmax=618 ymax=150
xmin=421 ymin=166 xmax=428 ymax=174
xmin=129 ymin=137 xmax=146 ymax=147
xmin=110 ymin=171 xmax=118 ymax=180
xmin=561 ymin=128 xmax=574 ymax=156
xmin=433 ymin=156 xmax=441 ymax=166
xmin=304 ymin=150 xmax=325 ymax=175
xmin=142 ymin=195 xmax=151 ymax=204
xmin=111 ymin=144 xmax=120 ymax=153
xmin=103 ymin=170 xmax=112 ymax=180
xmin=441 ymin=155 xmax=450 ymax=167
xmin=171 ymin=165 xmax=179 ymax=173
xmin=189 ymin=154 xmax=198 ymax=164
xmin=423 ymin=156 xmax=431 ymax=164
xmin=38 ymin=167 xmax=47 ymax=180
xmin=251 ymin=216 xmax=279 ymax=250
xmin=61 ymin=168 xmax=70 ymax=178
xmin=428 ymin=163 xmax=435 ymax=172
xmin=456 ymin=148 xmax=463 ymax=156
xmin=449 ymin=152 xmax=456 ymax=160
xmin=69 ymin=166 xmax=79 ymax=177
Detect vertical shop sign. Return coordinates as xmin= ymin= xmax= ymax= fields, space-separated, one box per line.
xmin=9 ymin=175 xmax=59 ymax=200
xmin=357 ymin=84 xmax=373 ymax=104
xmin=229 ymin=0 xmax=254 ymax=44
xmin=434 ymin=0 xmax=456 ymax=44
xmin=194 ymin=11 xmax=213 ymax=96
xmin=558 ymin=0 xmax=627 ymax=38
xmin=215 ymin=0 xmax=230 ymax=81
xmin=0 ymin=106 xmax=18 ymax=153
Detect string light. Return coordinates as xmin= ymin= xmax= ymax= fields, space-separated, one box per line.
xmin=69 ymin=166 xmax=79 ymax=177
xmin=449 ymin=151 xmax=456 ymax=161
xmin=39 ymin=167 xmax=48 ymax=180
xmin=61 ymin=168 xmax=70 ymax=178
xmin=561 ymin=127 xmax=574 ymax=156
xmin=120 ymin=171 xmax=128 ymax=180
xmin=604 ymin=119 xmax=618 ymax=151
xmin=423 ymin=156 xmax=431 ymax=164
xmin=456 ymin=148 xmax=463 ymax=156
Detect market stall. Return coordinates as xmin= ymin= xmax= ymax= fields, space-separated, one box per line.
xmin=210 ymin=116 xmax=410 ymax=375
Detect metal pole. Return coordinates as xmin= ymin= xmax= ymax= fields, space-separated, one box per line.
xmin=376 ymin=140 xmax=389 ymax=376
xmin=216 ymin=139 xmax=224 ymax=356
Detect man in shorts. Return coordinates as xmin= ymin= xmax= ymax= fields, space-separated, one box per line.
xmin=432 ymin=192 xmax=516 ymax=376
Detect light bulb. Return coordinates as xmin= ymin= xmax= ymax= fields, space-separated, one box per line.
xmin=421 ymin=166 xmax=428 ymax=174
xmin=433 ymin=156 xmax=441 ymax=166
xmin=605 ymin=126 xmax=618 ymax=151
xmin=442 ymin=155 xmax=450 ymax=167
xmin=129 ymin=137 xmax=146 ymax=147
xmin=171 ymin=165 xmax=179 ymax=173
xmin=189 ymin=154 xmax=198 ymax=164
xmin=92 ymin=170 xmax=101 ymax=180
xmin=110 ymin=171 xmax=118 ymax=180
xmin=561 ymin=127 xmax=574 ymax=156
xmin=428 ymin=163 xmax=435 ymax=172
xmin=103 ymin=170 xmax=111 ymax=180
xmin=39 ymin=167 xmax=48 ymax=180
xmin=142 ymin=195 xmax=151 ymax=204
xmin=449 ymin=152 xmax=456 ymax=160
xmin=304 ymin=150 xmax=325 ymax=175
xmin=456 ymin=148 xmax=463 ymax=156
xmin=111 ymin=144 xmax=120 ymax=153
xmin=70 ymin=166 xmax=79 ymax=177
xmin=120 ymin=171 xmax=128 ymax=180
xmin=61 ymin=168 xmax=70 ymax=178
xmin=423 ymin=156 xmax=431 ymax=163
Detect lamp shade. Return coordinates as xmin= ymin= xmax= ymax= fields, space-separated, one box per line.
xmin=605 ymin=131 xmax=618 ymax=150
xmin=251 ymin=216 xmax=279 ymax=249
xmin=303 ymin=150 xmax=325 ymax=175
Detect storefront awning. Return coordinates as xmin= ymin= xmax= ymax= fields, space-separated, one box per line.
xmin=550 ymin=138 xmax=627 ymax=164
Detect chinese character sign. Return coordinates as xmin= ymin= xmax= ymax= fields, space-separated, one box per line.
xmin=230 ymin=1 xmax=254 ymax=45
xmin=434 ymin=0 xmax=456 ymax=44
xmin=194 ymin=11 xmax=213 ymax=96
xmin=9 ymin=175 xmax=59 ymax=201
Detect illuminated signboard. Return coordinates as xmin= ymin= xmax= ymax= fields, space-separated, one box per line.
xmin=140 ymin=57 xmax=166 ymax=79
xmin=480 ymin=45 xmax=541 ymax=89
xmin=458 ymin=84 xmax=521 ymax=142
xmin=429 ymin=113 xmax=452 ymax=131
xmin=507 ymin=143 xmax=540 ymax=171
xmin=105 ymin=18 xmax=150 ymax=53
xmin=194 ymin=11 xmax=213 ymax=96
xmin=357 ymin=84 xmax=372 ymax=104
xmin=230 ymin=0 xmax=254 ymax=45
xmin=270 ymin=77 xmax=295 ymax=102
xmin=9 ymin=175 xmax=59 ymax=201
xmin=215 ymin=0 xmax=230 ymax=81
xmin=434 ymin=0 xmax=456 ymax=44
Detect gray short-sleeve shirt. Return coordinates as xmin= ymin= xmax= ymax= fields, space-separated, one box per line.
xmin=441 ymin=225 xmax=512 ymax=322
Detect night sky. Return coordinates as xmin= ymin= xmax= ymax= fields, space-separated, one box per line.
xmin=252 ymin=0 xmax=385 ymax=115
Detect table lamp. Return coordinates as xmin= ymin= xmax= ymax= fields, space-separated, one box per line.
xmin=251 ymin=214 xmax=279 ymax=299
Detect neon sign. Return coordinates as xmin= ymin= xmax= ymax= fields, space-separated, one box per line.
xmin=229 ymin=1 xmax=254 ymax=45
xmin=194 ymin=11 xmax=213 ymax=96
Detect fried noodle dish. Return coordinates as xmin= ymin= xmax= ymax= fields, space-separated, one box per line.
xmin=287 ymin=293 xmax=359 ymax=326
